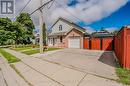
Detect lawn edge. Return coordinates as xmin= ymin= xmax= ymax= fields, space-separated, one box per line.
xmin=10 ymin=64 xmax=33 ymax=86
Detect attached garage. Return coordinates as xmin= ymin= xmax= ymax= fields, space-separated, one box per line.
xmin=68 ymin=37 xmax=80 ymax=48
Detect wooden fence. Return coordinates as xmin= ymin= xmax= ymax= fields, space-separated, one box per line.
xmin=84 ymin=37 xmax=114 ymax=51
xmin=114 ymin=27 xmax=130 ymax=68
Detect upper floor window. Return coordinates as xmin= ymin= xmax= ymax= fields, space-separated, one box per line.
xmin=59 ymin=25 xmax=62 ymax=31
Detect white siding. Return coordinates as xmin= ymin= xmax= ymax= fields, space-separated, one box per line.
xmin=51 ymin=20 xmax=72 ymax=33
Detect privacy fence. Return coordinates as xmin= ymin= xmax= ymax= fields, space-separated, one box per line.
xmin=84 ymin=37 xmax=114 ymax=51
xmin=84 ymin=27 xmax=130 ymax=69
xmin=114 ymin=27 xmax=130 ymax=69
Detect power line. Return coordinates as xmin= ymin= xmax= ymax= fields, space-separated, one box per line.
xmin=47 ymin=0 xmax=55 ymax=9
xmin=19 ymin=0 xmax=32 ymax=13
xmin=29 ymin=0 xmax=53 ymax=16
xmin=54 ymin=0 xmax=87 ymax=23
xmin=13 ymin=0 xmax=32 ymax=20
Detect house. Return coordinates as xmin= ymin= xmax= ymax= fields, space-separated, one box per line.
xmin=84 ymin=30 xmax=114 ymax=50
xmin=33 ymin=30 xmax=39 ymax=44
xmin=48 ymin=18 xmax=86 ymax=48
xmin=90 ymin=30 xmax=114 ymax=38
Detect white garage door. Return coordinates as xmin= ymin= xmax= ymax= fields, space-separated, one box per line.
xmin=68 ymin=37 xmax=80 ymax=48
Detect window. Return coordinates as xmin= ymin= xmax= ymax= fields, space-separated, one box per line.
xmin=60 ymin=36 xmax=63 ymax=43
xmin=59 ymin=25 xmax=62 ymax=31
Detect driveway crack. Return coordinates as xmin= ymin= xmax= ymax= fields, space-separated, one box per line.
xmin=38 ymin=58 xmax=118 ymax=82
xmin=21 ymin=61 xmax=65 ymax=86
xmin=1 ymin=70 xmax=8 ymax=86
xmin=77 ymin=73 xmax=87 ymax=86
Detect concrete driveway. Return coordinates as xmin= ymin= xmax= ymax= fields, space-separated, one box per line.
xmin=35 ymin=49 xmax=118 ymax=80
xmin=5 ymin=49 xmax=123 ymax=86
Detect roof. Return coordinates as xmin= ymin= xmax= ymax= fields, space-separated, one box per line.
xmin=84 ymin=32 xmax=90 ymax=36
xmin=91 ymin=31 xmax=114 ymax=38
xmin=50 ymin=17 xmax=86 ymax=33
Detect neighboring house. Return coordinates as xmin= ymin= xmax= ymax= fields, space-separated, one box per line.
xmin=91 ymin=30 xmax=114 ymax=38
xmin=48 ymin=18 xmax=86 ymax=49
xmin=34 ymin=32 xmax=39 ymax=44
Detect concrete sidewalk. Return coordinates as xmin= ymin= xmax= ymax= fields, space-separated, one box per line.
xmin=14 ymin=62 xmax=63 ymax=86
xmin=0 ymin=70 xmax=6 ymax=86
xmin=0 ymin=56 xmax=29 ymax=86
xmin=5 ymin=49 xmax=86 ymax=86
xmin=4 ymin=49 xmax=124 ymax=86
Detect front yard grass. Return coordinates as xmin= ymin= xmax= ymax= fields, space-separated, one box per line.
xmin=11 ymin=47 xmax=33 ymax=51
xmin=22 ymin=49 xmax=39 ymax=55
xmin=116 ymin=68 xmax=130 ymax=85
xmin=22 ymin=48 xmax=61 ymax=55
xmin=0 ymin=49 xmax=20 ymax=63
xmin=10 ymin=45 xmax=39 ymax=51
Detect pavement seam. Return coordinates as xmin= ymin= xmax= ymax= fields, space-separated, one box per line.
xmin=5 ymin=49 xmax=118 ymax=84
xmin=37 ymin=58 xmax=86 ymax=73
xmin=20 ymin=61 xmax=65 ymax=86
xmin=77 ymin=73 xmax=87 ymax=86
xmin=38 ymin=58 xmax=118 ymax=82
xmin=4 ymin=49 xmax=65 ymax=86
xmin=1 ymin=69 xmax=8 ymax=86
xmin=10 ymin=64 xmax=33 ymax=86
xmin=1 ymin=59 xmax=21 ymax=86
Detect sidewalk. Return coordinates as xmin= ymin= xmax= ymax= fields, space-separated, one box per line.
xmin=0 ymin=56 xmax=29 ymax=86
xmin=5 ymin=49 xmax=86 ymax=86
xmin=0 ymin=70 xmax=6 ymax=86
xmin=4 ymin=49 xmax=124 ymax=86
xmin=14 ymin=62 xmax=63 ymax=86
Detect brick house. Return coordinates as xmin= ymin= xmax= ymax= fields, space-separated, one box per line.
xmin=48 ymin=18 xmax=86 ymax=48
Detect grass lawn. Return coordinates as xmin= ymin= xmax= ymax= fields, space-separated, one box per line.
xmin=0 ymin=49 xmax=20 ymax=63
xmin=22 ymin=49 xmax=39 ymax=55
xmin=10 ymin=47 xmax=34 ymax=51
xmin=22 ymin=48 xmax=61 ymax=55
xmin=10 ymin=45 xmax=39 ymax=51
xmin=116 ymin=68 xmax=130 ymax=85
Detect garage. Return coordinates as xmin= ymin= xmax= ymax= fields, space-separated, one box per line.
xmin=68 ymin=37 xmax=80 ymax=48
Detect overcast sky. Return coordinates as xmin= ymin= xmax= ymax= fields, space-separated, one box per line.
xmin=0 ymin=0 xmax=130 ymax=33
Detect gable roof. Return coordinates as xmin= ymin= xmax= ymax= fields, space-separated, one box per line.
xmin=50 ymin=17 xmax=86 ymax=33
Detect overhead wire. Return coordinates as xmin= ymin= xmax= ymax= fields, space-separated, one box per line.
xmin=29 ymin=0 xmax=53 ymax=16
xmin=13 ymin=0 xmax=32 ymax=20
xmin=47 ymin=0 xmax=55 ymax=9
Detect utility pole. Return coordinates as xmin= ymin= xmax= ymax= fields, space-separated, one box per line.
xmin=39 ymin=0 xmax=44 ymax=53
xmin=30 ymin=0 xmax=53 ymax=53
